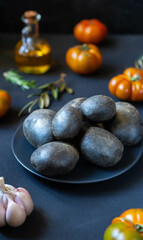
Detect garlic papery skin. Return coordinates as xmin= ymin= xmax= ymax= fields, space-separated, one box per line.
xmin=14 ymin=188 xmax=33 ymax=215
xmin=0 ymin=203 xmax=6 ymax=227
xmin=0 ymin=177 xmax=34 ymax=227
xmin=6 ymin=199 xmax=26 ymax=227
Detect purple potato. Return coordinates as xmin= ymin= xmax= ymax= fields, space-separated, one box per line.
xmin=80 ymin=127 xmax=124 ymax=167
xmin=30 ymin=141 xmax=79 ymax=176
xmin=80 ymin=95 xmax=116 ymax=122
xmin=63 ymin=97 xmax=86 ymax=110
xmin=52 ymin=106 xmax=82 ymax=140
xmin=104 ymin=102 xmax=143 ymax=146
xmin=23 ymin=109 xmax=56 ymax=148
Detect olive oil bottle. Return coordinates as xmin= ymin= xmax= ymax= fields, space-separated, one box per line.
xmin=15 ymin=11 xmax=52 ymax=74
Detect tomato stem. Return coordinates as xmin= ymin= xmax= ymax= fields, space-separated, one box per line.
xmin=81 ymin=44 xmax=91 ymax=51
xmin=130 ymin=74 xmax=140 ymax=81
xmin=90 ymin=20 xmax=94 ymax=25
xmin=135 ymin=224 xmax=143 ymax=232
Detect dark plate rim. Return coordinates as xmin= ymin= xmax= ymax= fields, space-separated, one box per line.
xmin=11 ymin=123 xmax=143 ymax=184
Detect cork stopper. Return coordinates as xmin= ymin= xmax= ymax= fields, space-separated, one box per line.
xmin=24 ymin=10 xmax=37 ymax=19
xmin=22 ymin=10 xmax=41 ymax=24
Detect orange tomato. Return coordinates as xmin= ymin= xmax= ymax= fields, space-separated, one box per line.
xmin=0 ymin=89 xmax=11 ymax=118
xmin=104 ymin=209 xmax=143 ymax=240
xmin=73 ymin=19 xmax=108 ymax=44
xmin=112 ymin=209 xmax=143 ymax=237
xmin=109 ymin=67 xmax=143 ymax=101
xmin=65 ymin=43 xmax=102 ymax=75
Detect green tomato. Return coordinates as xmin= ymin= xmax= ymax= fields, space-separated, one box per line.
xmin=104 ymin=222 xmax=143 ymax=240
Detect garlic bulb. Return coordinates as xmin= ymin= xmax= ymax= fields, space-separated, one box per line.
xmin=0 ymin=177 xmax=33 ymax=227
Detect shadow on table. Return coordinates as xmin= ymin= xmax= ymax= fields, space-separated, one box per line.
xmin=49 ymin=61 xmax=68 ymax=74
xmin=49 ymin=62 xmax=118 ymax=80
xmin=34 ymin=153 xmax=143 ymax=198
xmin=98 ymin=36 xmax=118 ymax=48
xmin=0 ymin=107 xmax=22 ymax=126
xmin=89 ymin=64 xmax=118 ymax=79
xmin=0 ymin=208 xmax=47 ymax=239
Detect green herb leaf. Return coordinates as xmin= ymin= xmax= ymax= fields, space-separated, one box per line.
xmin=28 ymin=93 xmax=41 ymax=98
xmin=13 ymin=72 xmax=74 ymax=116
xmin=3 ymin=70 xmax=36 ymax=90
xmin=18 ymin=101 xmax=34 ymax=117
xmin=66 ymin=87 xmax=74 ymax=94
xmin=37 ymin=82 xmax=54 ymax=90
xmin=52 ymin=87 xmax=58 ymax=100
xmin=43 ymin=93 xmax=50 ymax=108
xmin=135 ymin=55 xmax=143 ymax=69
xmin=28 ymin=99 xmax=39 ymax=113
xmin=39 ymin=96 xmax=44 ymax=109
xmin=58 ymin=82 xmax=65 ymax=92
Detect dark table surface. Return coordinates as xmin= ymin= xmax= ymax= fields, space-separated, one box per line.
xmin=0 ymin=33 xmax=143 ymax=240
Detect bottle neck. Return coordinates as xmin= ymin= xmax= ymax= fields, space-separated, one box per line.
xmin=21 ymin=11 xmax=41 ymax=38
xmin=20 ymin=11 xmax=41 ymax=49
xmin=22 ymin=22 xmax=39 ymax=38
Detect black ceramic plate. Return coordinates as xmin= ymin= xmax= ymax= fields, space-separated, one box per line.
xmin=11 ymin=124 xmax=143 ymax=184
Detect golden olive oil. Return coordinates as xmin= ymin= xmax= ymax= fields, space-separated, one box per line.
xmin=14 ymin=11 xmax=52 ymax=74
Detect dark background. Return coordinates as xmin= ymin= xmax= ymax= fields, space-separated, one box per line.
xmin=0 ymin=0 xmax=143 ymax=34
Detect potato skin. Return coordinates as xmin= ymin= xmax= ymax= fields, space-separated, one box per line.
xmin=80 ymin=95 xmax=116 ymax=122
xmin=63 ymin=97 xmax=86 ymax=110
xmin=52 ymin=106 xmax=82 ymax=140
xmin=104 ymin=102 xmax=143 ymax=146
xmin=80 ymin=127 xmax=124 ymax=167
xmin=30 ymin=142 xmax=79 ymax=176
xmin=23 ymin=109 xmax=56 ymax=148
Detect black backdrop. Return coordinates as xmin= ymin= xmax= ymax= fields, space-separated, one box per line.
xmin=0 ymin=0 xmax=143 ymax=34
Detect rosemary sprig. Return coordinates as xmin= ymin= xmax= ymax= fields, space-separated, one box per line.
xmin=18 ymin=73 xmax=74 ymax=116
xmin=3 ymin=70 xmax=74 ymax=116
xmin=3 ymin=70 xmax=36 ymax=90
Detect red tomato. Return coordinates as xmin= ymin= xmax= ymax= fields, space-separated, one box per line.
xmin=73 ymin=19 xmax=108 ymax=44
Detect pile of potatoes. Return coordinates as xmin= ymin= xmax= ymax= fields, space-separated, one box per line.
xmin=23 ymin=95 xmax=143 ymax=176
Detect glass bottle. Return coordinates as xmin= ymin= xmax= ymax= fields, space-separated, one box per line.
xmin=15 ymin=11 xmax=52 ymax=74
